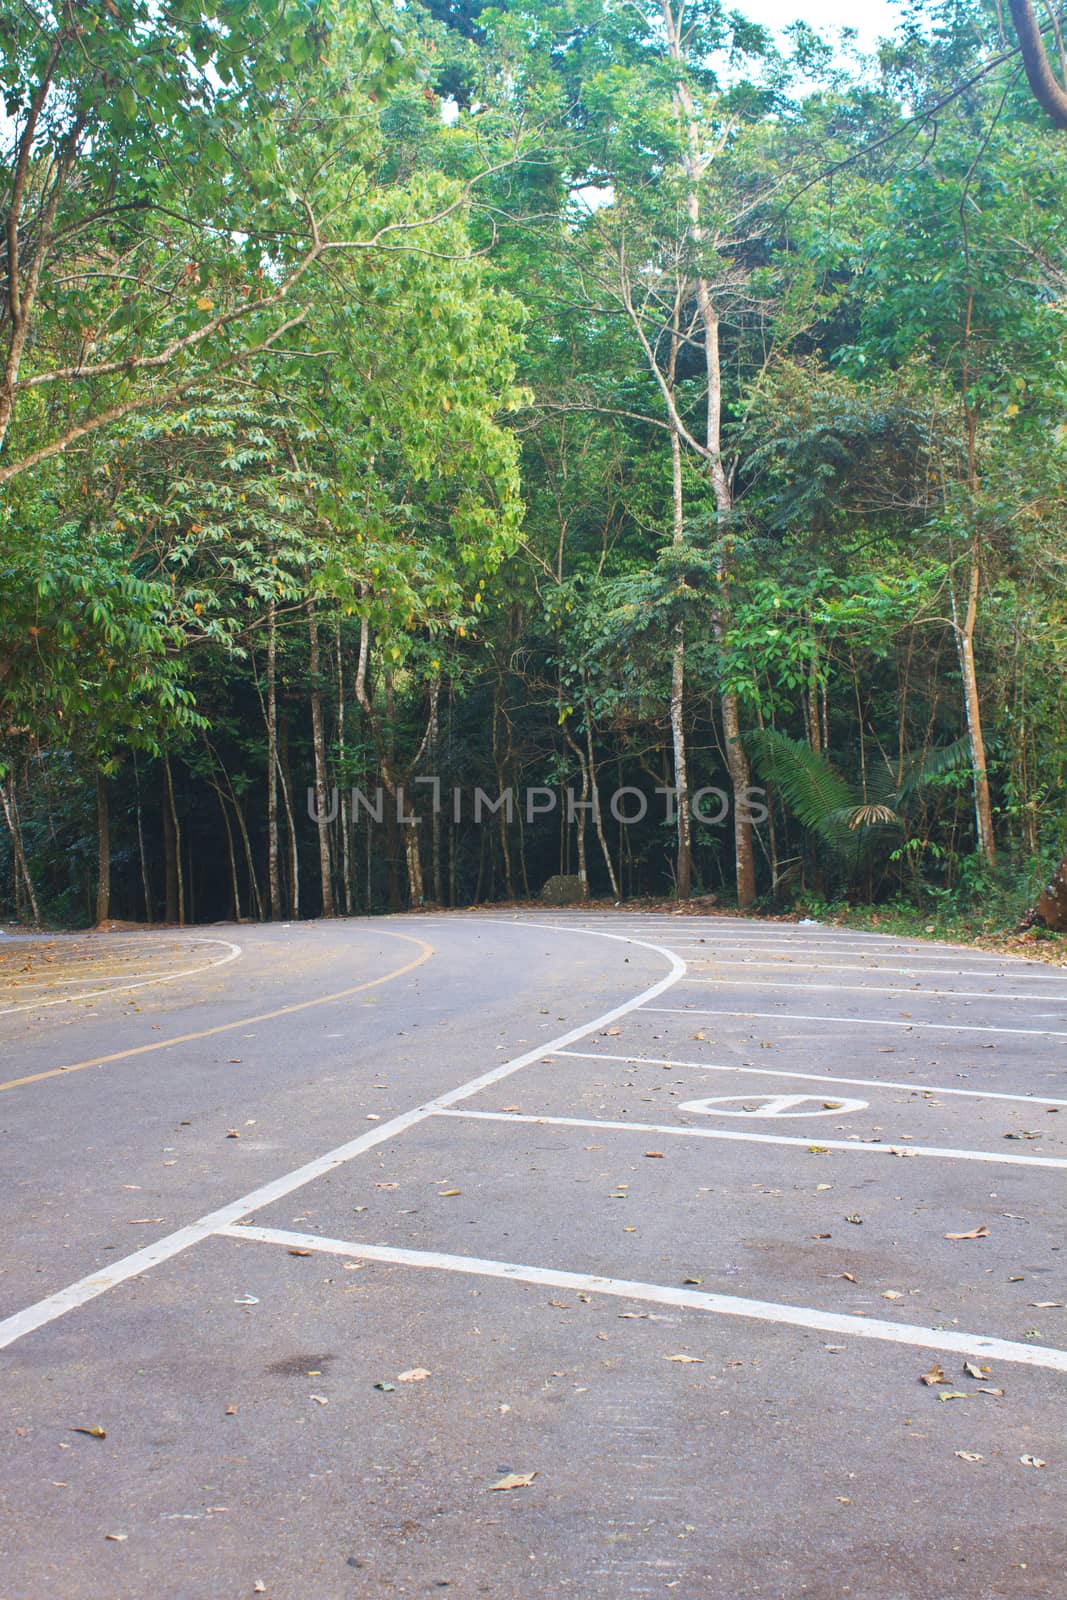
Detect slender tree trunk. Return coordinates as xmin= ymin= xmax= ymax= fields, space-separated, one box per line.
xmin=668 ymin=427 xmax=693 ymax=899
xmin=134 ymin=755 xmax=153 ymax=921
xmin=661 ymin=2 xmax=756 ymax=907
xmin=306 ymin=598 xmax=335 ymax=916
xmin=336 ymin=618 xmax=352 ymax=915
xmin=163 ymin=754 xmax=184 ymax=926
xmin=278 ymin=713 xmax=300 ymax=918
xmin=952 ymin=546 xmax=996 ymax=864
xmin=95 ymin=769 xmax=110 ymax=925
xmin=0 ymin=776 xmax=40 ymax=923
xmin=266 ymin=601 xmax=282 ymax=919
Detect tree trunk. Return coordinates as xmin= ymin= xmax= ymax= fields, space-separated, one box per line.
xmin=266 ymin=601 xmax=282 ymax=918
xmin=163 ymin=754 xmax=184 ymax=926
xmin=134 ymin=756 xmax=153 ymax=921
xmin=95 ymin=769 xmax=110 ymax=925
xmin=336 ymin=618 xmax=353 ymax=915
xmin=278 ymin=712 xmax=300 ymax=918
xmin=721 ymin=689 xmax=756 ymax=907
xmin=0 ymin=776 xmax=40 ymax=923
xmin=307 ymin=598 xmax=335 ymax=917
xmin=953 ymin=547 xmax=996 ymax=864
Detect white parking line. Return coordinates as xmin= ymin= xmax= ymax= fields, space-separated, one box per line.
xmin=0 ymin=927 xmax=686 ymax=1351
xmin=0 ymin=937 xmax=243 ymax=1016
xmin=214 ymin=1223 xmax=1067 ymax=1373
xmin=679 ymin=976 xmax=1067 ymax=1004
xmin=678 ymin=959 xmax=1041 ymax=980
xmin=644 ymin=1005 xmax=1067 ymax=1039
xmin=555 ymin=1049 xmax=1067 ymax=1106
xmin=433 ymin=1107 xmax=1067 ymax=1169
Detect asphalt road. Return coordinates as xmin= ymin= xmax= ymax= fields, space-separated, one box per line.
xmin=1 ymin=909 xmax=1065 ymax=1600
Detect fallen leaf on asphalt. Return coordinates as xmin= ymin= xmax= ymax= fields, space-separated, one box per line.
xmin=836 ymin=1496 xmax=851 ymax=1504
xmin=963 ymin=1362 xmax=990 ymax=1379
xmin=624 ymin=1226 xmax=637 ymax=1232
xmin=618 ymin=1312 xmax=649 ymax=1319
xmin=838 ymin=1273 xmax=857 ymax=1283
xmin=104 ymin=1532 xmax=128 ymax=1542
xmin=692 ymin=1031 xmax=705 ymax=1041
xmin=664 ymin=1353 xmax=703 ymax=1364
xmin=70 ymin=1426 xmax=107 ymax=1439
xmin=397 ymin=1368 xmax=431 ymax=1383
xmin=977 ymin=1387 xmax=1005 ymax=1397
xmin=1020 ymin=1455 xmax=1047 ymax=1468
xmin=488 ymin=1471 xmax=537 ymax=1491
xmin=548 ymin=1299 xmax=570 ymax=1310
xmin=607 ymin=1028 xmax=621 ymax=1036
xmin=823 ymin=1101 xmax=843 ymax=1110
xmin=234 ymin=1295 xmax=259 ymax=1306
xmin=366 ymin=1115 xmax=380 ymax=1122
xmin=128 ymin=1218 xmax=163 ymax=1225
xmin=253 ymin=1585 xmax=266 ymax=1594
xmin=816 ymin=1184 xmax=833 ymax=1192
xmin=644 ymin=1151 xmax=664 ymax=1159
xmin=683 ymin=1276 xmax=703 ymax=1285
xmin=937 ymin=1391 xmax=969 ymax=1402
xmin=309 ymin=1395 xmax=329 ymax=1406
xmin=955 ymin=1451 xmax=984 ymax=1462
xmin=375 ymin=1182 xmax=399 ymax=1190
xmin=373 ymin=1381 xmax=396 ymax=1392
xmin=808 ymin=1146 xmax=829 ymax=1155
xmin=883 ymin=1291 xmax=904 ymax=1300
xmin=226 ymin=1129 xmax=240 ymax=1139
xmin=944 ymin=1226 xmax=989 ymax=1240
xmin=920 ymin=1364 xmax=948 ymax=1386
xmin=225 ymin=1404 xmax=238 ymax=1416
xmin=288 ymin=1248 xmax=312 ymax=1257
xmin=1031 ymin=1302 xmax=1063 ymax=1309
xmin=438 ymin=1189 xmax=461 ymax=1197
xmin=845 ymin=1215 xmax=863 ymax=1225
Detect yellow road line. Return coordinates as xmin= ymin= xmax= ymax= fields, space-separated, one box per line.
xmin=0 ymin=932 xmax=433 ymax=1094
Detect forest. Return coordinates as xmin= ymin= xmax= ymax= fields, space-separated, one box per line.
xmin=3 ymin=0 xmax=1067 ymax=936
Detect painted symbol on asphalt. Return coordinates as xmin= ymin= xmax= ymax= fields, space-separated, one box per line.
xmin=677 ymin=1093 xmax=869 ymax=1118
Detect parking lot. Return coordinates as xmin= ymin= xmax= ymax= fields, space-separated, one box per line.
xmin=1 ymin=911 xmax=1065 ymax=1598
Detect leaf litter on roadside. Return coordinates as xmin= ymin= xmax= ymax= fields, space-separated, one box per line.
xmin=488 ymin=1471 xmax=537 ymax=1491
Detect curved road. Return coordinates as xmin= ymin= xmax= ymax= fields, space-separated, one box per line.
xmin=1 ymin=911 xmax=1065 ymax=1598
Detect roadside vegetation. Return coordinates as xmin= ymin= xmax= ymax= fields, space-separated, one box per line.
xmin=3 ymin=0 xmax=1067 ymax=941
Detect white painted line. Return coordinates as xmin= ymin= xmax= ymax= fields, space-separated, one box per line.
xmin=0 ymin=937 xmax=243 ymax=1016
xmin=0 ymin=927 xmax=686 ymax=1352
xmin=214 ymin=1223 xmax=1067 ymax=1373
xmin=556 ymin=1049 xmax=1067 ymax=1106
xmin=433 ymin=1108 xmax=1067 ymax=1170
xmin=680 ymin=958 xmax=1053 ymax=981
xmin=643 ymin=1005 xmax=1067 ymax=1040
xmin=678 ymin=976 xmax=1067 ymax=1004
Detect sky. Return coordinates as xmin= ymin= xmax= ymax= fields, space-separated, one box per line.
xmin=744 ymin=0 xmax=904 ymax=54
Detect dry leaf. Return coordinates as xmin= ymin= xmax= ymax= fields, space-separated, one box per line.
xmin=978 ymin=1386 xmax=1005 ymax=1397
xmin=937 ymin=1390 xmax=969 ymax=1402
xmin=882 ymin=1290 xmax=904 ymax=1301
xmin=128 ymin=1218 xmax=163 ymax=1225
xmin=70 ymin=1426 xmax=106 ymax=1439
xmin=692 ymin=1031 xmax=705 ymax=1041
xmin=816 ymin=1184 xmax=833 ymax=1192
xmin=397 ymin=1368 xmax=431 ymax=1383
xmin=944 ymin=1225 xmax=989 ymax=1240
xmin=963 ymin=1362 xmax=990 ymax=1379
xmin=664 ymin=1353 xmax=703 ymax=1364
xmin=489 ymin=1471 xmax=537 ymax=1491
xmin=288 ymin=1248 xmax=311 ymax=1257
xmin=104 ymin=1532 xmax=128 ymax=1542
xmin=839 ymin=1273 xmax=857 ymax=1284
xmin=253 ymin=1585 xmax=267 ymax=1595
xmin=644 ymin=1151 xmax=665 ymax=1159
xmin=438 ymin=1189 xmax=461 ymax=1197
xmin=1031 ymin=1302 xmax=1063 ymax=1309
xmin=548 ymin=1299 xmax=570 ymax=1310
xmin=955 ymin=1451 xmax=984 ymax=1462
xmin=1020 ymin=1455 xmax=1047 ymax=1469
xmin=309 ymin=1395 xmax=328 ymax=1406
xmin=225 ymin=1404 xmax=237 ymax=1416
xmin=808 ymin=1145 xmax=829 ymax=1155
xmin=845 ymin=1215 xmax=863 ymax=1225
xmin=920 ymin=1364 xmax=947 ymax=1386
